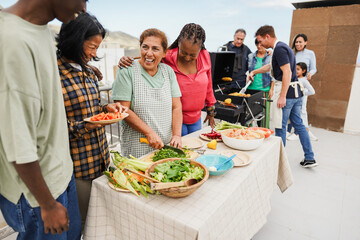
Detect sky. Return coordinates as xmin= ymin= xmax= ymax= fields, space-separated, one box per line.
xmin=1 ymin=0 xmax=300 ymax=52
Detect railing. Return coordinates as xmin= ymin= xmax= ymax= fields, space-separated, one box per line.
xmin=99 ymin=86 xmax=121 ymax=147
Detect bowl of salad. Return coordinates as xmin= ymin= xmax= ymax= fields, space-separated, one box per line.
xmin=145 ymin=158 xmax=209 ymax=198
xmin=221 ymin=129 xmax=265 ymax=151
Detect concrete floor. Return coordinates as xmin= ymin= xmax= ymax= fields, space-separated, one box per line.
xmin=2 ymin=126 xmax=360 ymax=240
xmin=253 ymin=127 xmax=360 ymax=240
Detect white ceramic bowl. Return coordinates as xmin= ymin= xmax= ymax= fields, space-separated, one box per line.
xmin=221 ymin=129 xmax=264 ymax=151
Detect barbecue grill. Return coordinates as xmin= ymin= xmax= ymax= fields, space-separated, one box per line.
xmin=209 ymin=52 xmax=269 ymax=126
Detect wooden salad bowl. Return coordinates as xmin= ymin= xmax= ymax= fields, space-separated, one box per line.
xmin=145 ymin=158 xmax=209 ymax=198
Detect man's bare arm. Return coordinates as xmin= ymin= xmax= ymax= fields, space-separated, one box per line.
xmin=13 ymin=162 xmax=69 ymax=234
xmin=277 ymin=63 xmax=291 ymax=108
xmin=248 ymin=64 xmax=271 ymax=80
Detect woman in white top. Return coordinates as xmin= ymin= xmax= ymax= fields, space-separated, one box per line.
xmin=288 ymin=33 xmax=318 ymax=141
xmin=292 ymin=33 xmax=317 ymax=80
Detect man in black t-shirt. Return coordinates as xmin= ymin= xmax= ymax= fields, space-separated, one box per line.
xmin=249 ymin=25 xmax=317 ymax=168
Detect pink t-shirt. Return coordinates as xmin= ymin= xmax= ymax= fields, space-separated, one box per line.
xmin=162 ymin=48 xmax=216 ymax=124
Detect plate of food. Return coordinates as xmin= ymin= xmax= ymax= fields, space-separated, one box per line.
xmin=217 ymin=150 xmax=252 ymax=167
xmin=140 ymin=148 xmax=198 ymax=163
xmin=199 ymin=129 xmax=223 ymax=142
xmin=182 ymin=137 xmax=204 ymax=149
xmin=84 ymin=112 xmax=128 ymax=124
xmin=221 ymin=129 xmax=264 ymax=151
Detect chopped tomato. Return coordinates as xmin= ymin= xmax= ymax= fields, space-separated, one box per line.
xmin=90 ymin=112 xmax=122 ymax=121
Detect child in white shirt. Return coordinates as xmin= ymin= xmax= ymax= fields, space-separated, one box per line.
xmin=287 ymin=62 xmax=317 ymax=141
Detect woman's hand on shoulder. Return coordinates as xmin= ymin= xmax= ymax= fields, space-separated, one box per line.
xmin=307 ymin=72 xmax=312 ymax=80
xmin=266 ymin=49 xmax=273 ymax=56
xmin=88 ymin=65 xmax=103 ymax=81
xmin=170 ymin=135 xmax=182 ymax=149
xmin=118 ymin=56 xmax=134 ymax=68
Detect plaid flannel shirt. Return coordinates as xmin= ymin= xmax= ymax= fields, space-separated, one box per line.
xmin=58 ymin=56 xmax=109 ymax=179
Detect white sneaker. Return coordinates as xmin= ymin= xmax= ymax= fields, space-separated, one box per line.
xmin=287 ymin=133 xmax=299 ymax=141
xmin=308 ymin=130 xmax=318 ymax=141
xmin=286 ymin=131 xmax=291 ymax=138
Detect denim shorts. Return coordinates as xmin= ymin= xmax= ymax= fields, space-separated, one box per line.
xmin=0 ymin=175 xmax=81 ymax=240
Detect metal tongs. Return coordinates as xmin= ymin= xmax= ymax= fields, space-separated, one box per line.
xmin=239 ymin=79 xmax=253 ymax=94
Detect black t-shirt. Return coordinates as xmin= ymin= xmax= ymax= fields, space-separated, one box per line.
xmin=272 ymin=41 xmax=303 ymax=98
xmin=223 ymin=41 xmax=252 ymax=83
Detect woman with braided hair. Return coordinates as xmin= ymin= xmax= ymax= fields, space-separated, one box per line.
xmin=119 ymin=23 xmax=216 ymax=136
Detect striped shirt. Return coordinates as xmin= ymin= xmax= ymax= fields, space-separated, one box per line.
xmin=58 ymin=56 xmax=109 ymax=179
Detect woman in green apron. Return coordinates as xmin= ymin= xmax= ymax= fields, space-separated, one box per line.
xmin=112 ymin=28 xmax=182 ymax=158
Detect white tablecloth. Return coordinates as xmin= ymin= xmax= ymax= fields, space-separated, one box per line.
xmin=84 ymin=127 xmax=293 ymax=240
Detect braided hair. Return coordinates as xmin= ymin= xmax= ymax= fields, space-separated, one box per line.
xmin=169 ymin=23 xmax=206 ymax=50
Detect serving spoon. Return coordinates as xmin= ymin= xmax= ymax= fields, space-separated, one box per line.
xmin=149 ymin=178 xmax=198 ymax=191
xmin=211 ymin=154 xmax=236 ymax=171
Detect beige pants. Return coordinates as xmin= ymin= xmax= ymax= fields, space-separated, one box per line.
xmin=269 ymin=80 xmax=283 ymax=130
xmin=75 ymin=178 xmax=92 ymax=230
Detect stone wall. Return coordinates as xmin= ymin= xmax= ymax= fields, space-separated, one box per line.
xmin=290 ymin=4 xmax=360 ymax=131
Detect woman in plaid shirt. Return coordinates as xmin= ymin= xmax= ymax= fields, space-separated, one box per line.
xmin=56 ymin=13 xmax=127 ymax=226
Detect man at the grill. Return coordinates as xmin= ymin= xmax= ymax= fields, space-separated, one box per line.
xmin=221 ymin=28 xmax=252 ymax=88
xmin=249 ymin=25 xmax=317 ymax=168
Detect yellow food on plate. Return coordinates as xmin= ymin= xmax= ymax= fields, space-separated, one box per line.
xmin=228 ymin=92 xmax=251 ymax=97
xmin=207 ymin=140 xmax=217 ymax=150
xmin=139 ymin=137 xmax=149 ymax=144
xmin=222 ymin=77 xmax=232 ymax=81
xmin=224 ymin=98 xmax=232 ymax=104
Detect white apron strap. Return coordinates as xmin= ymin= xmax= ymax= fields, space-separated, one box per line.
xmin=269 ymin=80 xmax=283 ymax=130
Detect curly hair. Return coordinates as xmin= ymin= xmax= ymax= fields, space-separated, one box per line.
xmin=169 ymin=23 xmax=206 ymax=50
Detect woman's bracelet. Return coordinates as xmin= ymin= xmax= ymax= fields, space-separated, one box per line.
xmin=206 ymin=105 xmax=216 ymax=117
